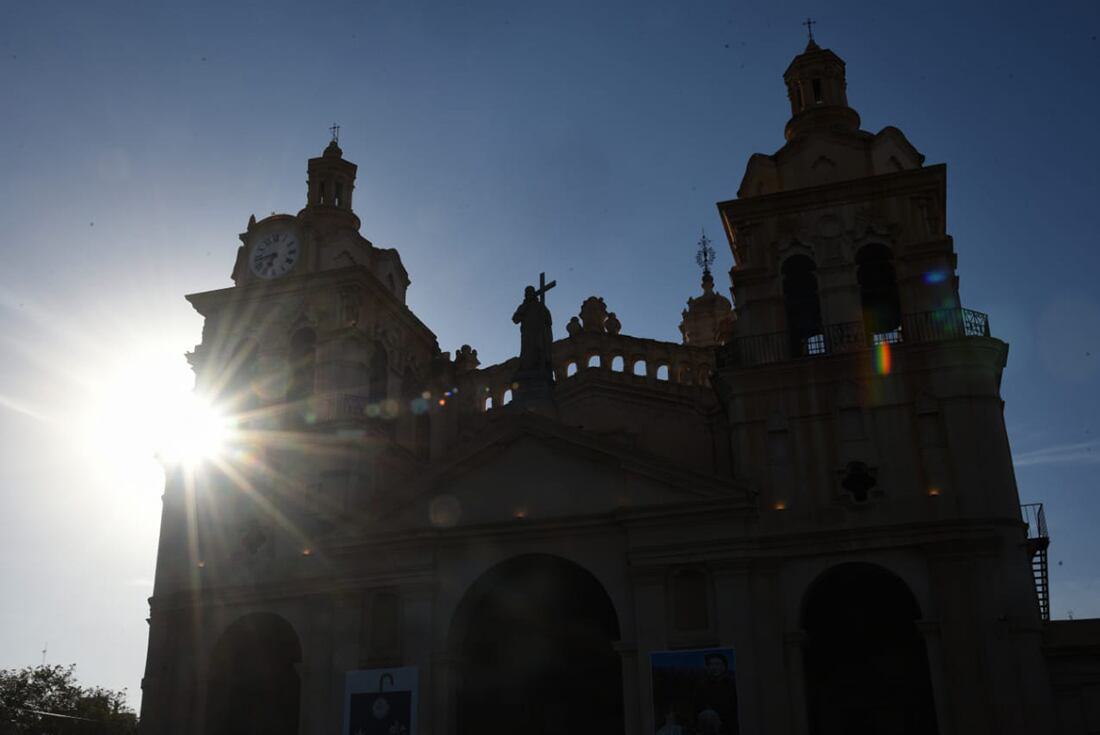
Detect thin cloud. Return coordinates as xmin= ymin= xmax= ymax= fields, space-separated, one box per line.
xmin=1014 ymin=440 xmax=1100 ymax=467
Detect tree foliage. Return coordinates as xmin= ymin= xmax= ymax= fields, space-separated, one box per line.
xmin=0 ymin=664 xmax=137 ymax=735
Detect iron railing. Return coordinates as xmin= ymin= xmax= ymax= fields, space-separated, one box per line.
xmin=717 ymin=307 xmax=991 ymax=368
xmin=1021 ymin=502 xmax=1051 ymax=621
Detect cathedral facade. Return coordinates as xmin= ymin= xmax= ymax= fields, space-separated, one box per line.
xmin=139 ymin=41 xmax=1098 ymax=734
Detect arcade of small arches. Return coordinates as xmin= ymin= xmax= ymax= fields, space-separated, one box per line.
xmin=201 ymin=556 xmax=941 ymax=734
xmin=474 ymin=331 xmax=716 ymax=412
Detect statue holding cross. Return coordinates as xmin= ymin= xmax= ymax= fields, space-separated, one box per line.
xmin=512 ymin=272 xmax=556 ymax=375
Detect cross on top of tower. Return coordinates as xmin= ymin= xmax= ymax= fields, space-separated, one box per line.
xmin=696 ymin=228 xmax=716 ymax=276
xmin=800 ymin=17 xmax=818 ymax=43
xmin=802 ymin=17 xmax=817 ymax=43
xmin=329 ymin=123 xmax=340 ymax=144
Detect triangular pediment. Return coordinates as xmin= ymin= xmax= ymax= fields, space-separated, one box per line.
xmin=374 ymin=411 xmax=746 ymax=531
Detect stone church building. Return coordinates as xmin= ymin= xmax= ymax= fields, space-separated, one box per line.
xmin=139 ymin=40 xmax=1100 ymax=734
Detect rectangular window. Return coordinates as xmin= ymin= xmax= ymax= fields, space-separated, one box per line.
xmin=812 ymin=78 xmax=823 ymax=103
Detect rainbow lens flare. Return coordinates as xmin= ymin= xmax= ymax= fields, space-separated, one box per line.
xmin=874 ymin=342 xmax=892 ymax=375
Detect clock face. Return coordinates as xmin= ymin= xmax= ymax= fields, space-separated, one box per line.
xmin=249 ymin=230 xmax=300 ymax=279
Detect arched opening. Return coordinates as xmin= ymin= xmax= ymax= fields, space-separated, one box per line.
xmin=782 ymin=255 xmax=824 ymax=357
xmin=857 ymin=244 xmax=903 ymax=343
xmin=802 ymin=563 xmax=938 ymax=735
xmin=369 ymin=345 xmax=388 ymax=403
xmin=502 ymin=388 xmax=513 ymax=405
xmin=587 ymin=354 xmax=601 ymax=368
xmin=656 ymin=364 xmax=670 ymax=381
xmin=286 ymin=328 xmax=316 ymax=402
xmin=632 ymin=359 xmax=647 ymax=377
xmin=206 ymin=613 xmax=302 ymax=735
xmin=566 ymin=361 xmax=578 ymax=377
xmin=453 ymin=554 xmax=624 ymax=734
xmin=611 ymin=355 xmax=625 ymax=372
xmin=484 ymin=395 xmax=494 ymax=411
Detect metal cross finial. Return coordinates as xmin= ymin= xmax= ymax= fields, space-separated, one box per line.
xmin=802 ymin=17 xmax=817 ymax=43
xmin=696 ymin=228 xmax=716 ymax=276
xmin=329 ymin=123 xmax=340 ymax=143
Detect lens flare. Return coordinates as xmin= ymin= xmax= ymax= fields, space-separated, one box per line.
xmin=923 ymin=269 xmax=948 ymax=285
xmin=873 ymin=342 xmax=892 ymax=375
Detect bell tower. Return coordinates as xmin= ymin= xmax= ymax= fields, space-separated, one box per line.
xmin=299 ymin=126 xmax=360 ymax=231
xmin=710 ymin=37 xmax=1054 ymax=732
xmin=782 ymin=36 xmax=861 ymax=141
xmin=716 ymin=37 xmax=1016 ymax=519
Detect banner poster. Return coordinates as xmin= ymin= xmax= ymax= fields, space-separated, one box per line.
xmin=651 ymin=648 xmax=739 ymax=735
xmin=343 ymin=666 xmax=418 ymax=735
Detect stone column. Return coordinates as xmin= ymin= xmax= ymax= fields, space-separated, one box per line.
xmin=328 ymin=591 xmax=363 ymax=733
xmin=713 ymin=565 xmax=755 ymax=732
xmin=627 ymin=564 xmax=667 ymax=733
xmin=614 ymin=640 xmax=640 ymax=733
xmin=432 ymin=651 xmax=462 ymax=735
xmin=298 ymin=595 xmax=335 ymax=735
xmin=403 ymin=584 xmax=435 ymax=733
xmin=916 ymin=619 xmax=953 ymax=735
xmin=783 ymin=630 xmax=810 ymax=735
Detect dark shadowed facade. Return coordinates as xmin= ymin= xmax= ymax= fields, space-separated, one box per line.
xmin=139 ymin=41 xmax=1100 ymax=734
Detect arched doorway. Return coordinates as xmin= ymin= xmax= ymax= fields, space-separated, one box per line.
xmin=782 ymin=254 xmax=824 ymax=357
xmin=206 ymin=613 xmax=302 ymax=735
xmin=453 ymin=554 xmax=624 ymax=734
xmin=856 ymin=244 xmax=902 ymax=341
xmin=802 ymin=563 xmax=938 ymax=735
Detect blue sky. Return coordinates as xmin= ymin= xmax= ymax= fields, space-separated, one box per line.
xmin=1 ymin=0 xmax=1098 ymax=707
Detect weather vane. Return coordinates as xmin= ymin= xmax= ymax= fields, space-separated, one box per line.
xmin=696 ymin=228 xmax=716 ymax=276
xmin=329 ymin=122 xmax=340 ymax=144
xmin=802 ymin=17 xmax=817 ymax=43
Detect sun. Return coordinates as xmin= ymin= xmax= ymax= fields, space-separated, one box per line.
xmin=154 ymin=391 xmax=233 ymax=466
xmin=81 ymin=345 xmax=235 ymax=491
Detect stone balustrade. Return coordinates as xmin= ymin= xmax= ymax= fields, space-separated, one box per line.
xmin=461 ymin=332 xmax=717 ymax=412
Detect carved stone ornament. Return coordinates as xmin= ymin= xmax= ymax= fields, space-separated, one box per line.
xmin=454 ymin=344 xmax=480 ymax=372
xmin=579 ymin=296 xmax=609 ymax=333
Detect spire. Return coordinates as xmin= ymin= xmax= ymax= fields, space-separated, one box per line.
xmin=782 ymin=26 xmax=861 ymax=141
xmin=696 ymin=228 xmax=716 ymax=288
xmin=680 ymin=229 xmax=733 ymax=347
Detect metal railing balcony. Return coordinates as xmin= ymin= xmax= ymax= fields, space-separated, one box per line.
xmin=1021 ymin=502 xmax=1051 ymax=621
xmin=717 ymin=307 xmax=991 ymax=369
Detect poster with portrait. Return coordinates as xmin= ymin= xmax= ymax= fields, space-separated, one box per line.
xmin=343 ymin=666 xmax=417 ymax=735
xmin=651 ymin=648 xmax=739 ymax=735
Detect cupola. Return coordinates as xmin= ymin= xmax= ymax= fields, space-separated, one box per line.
xmin=782 ymin=37 xmax=861 ymax=141
xmin=300 ymin=128 xmax=360 ymax=229
xmin=679 ymin=232 xmax=734 ymax=347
